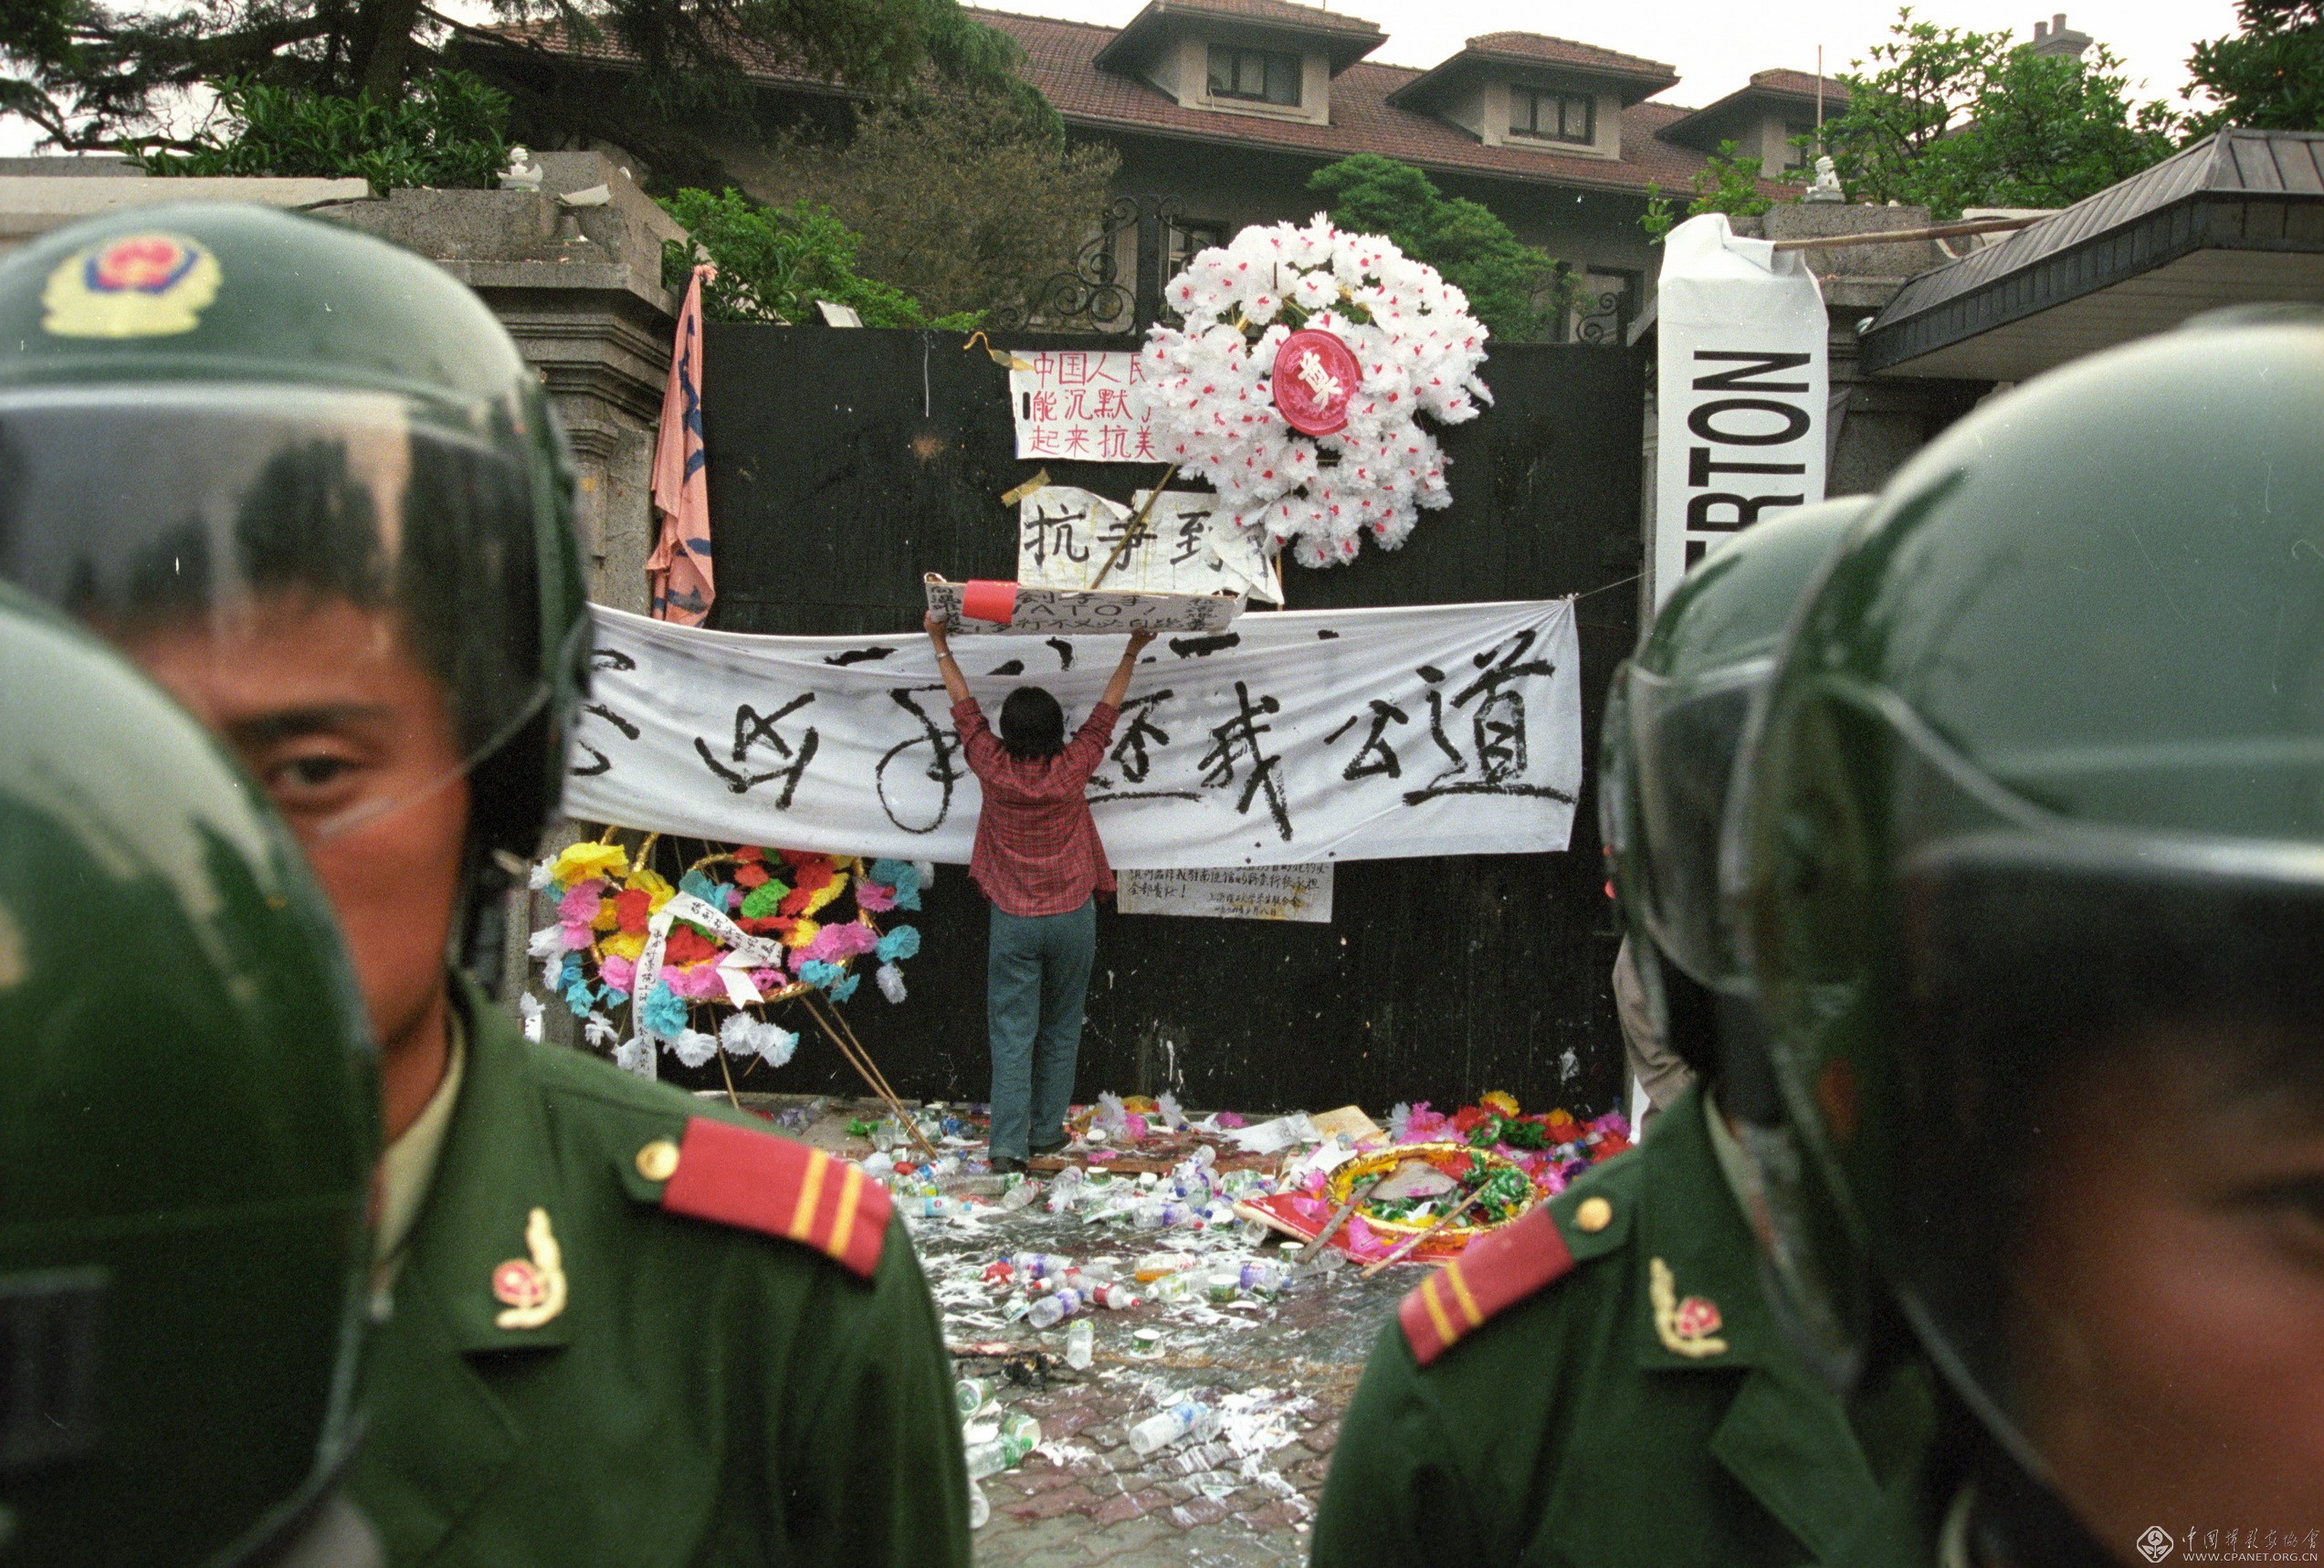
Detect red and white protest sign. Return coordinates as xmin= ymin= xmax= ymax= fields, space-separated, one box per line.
xmin=1006 ymin=349 xmax=1156 ymax=461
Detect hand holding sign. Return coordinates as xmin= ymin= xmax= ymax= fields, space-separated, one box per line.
xmin=923 ymin=574 xmax=1241 ymax=637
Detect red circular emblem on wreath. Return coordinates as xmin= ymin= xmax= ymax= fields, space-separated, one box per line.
xmin=1271 ymin=328 xmax=1360 ymax=437
xmin=89 ymin=236 xmax=200 ymax=295
xmin=492 ymin=1258 xmax=548 ymax=1310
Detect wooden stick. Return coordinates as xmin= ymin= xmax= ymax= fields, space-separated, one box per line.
xmin=802 ymin=993 xmax=940 ymax=1162
xmin=1359 ymin=1188 xmax=1494 ymax=1279
xmin=1088 ymin=463 xmax=1181 ymax=591
xmin=715 ymin=1047 xmax=743 ymax=1111
xmin=1770 ymin=216 xmax=2038 ymax=252
xmin=1294 ymin=1176 xmax=1381 ymax=1272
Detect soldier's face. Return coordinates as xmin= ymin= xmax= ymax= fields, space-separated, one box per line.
xmin=116 ymin=593 xmax=470 ymax=1061
xmin=2010 ymin=1020 xmax=2324 ymax=1552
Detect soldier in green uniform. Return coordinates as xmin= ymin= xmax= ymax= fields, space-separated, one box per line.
xmin=1313 ymin=496 xmax=1939 ymax=1567
xmin=0 ymin=205 xmax=971 ymax=1565
xmin=1726 ymin=310 xmax=2324 ymax=1564
xmin=0 ymin=591 xmax=380 ymax=1565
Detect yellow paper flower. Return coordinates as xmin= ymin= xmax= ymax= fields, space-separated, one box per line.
xmin=1481 ymin=1089 xmax=1521 ymax=1118
xmin=783 ymin=918 xmax=821 ymax=949
xmin=552 ymin=841 xmax=629 ymax=885
xmin=600 ymin=928 xmax=647 ymax=962
xmin=799 ymin=873 xmax=848 ymax=920
xmin=592 ymin=902 xmax=619 ymax=933
xmin=626 ymin=868 xmax=676 ymax=910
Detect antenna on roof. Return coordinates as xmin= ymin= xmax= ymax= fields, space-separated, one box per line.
xmin=1815 ymin=45 xmax=1825 ymax=148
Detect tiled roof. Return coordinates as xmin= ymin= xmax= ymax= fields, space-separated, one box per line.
xmin=1460 ymin=32 xmax=1677 ymax=83
xmin=488 ymin=7 xmax=1770 ymax=201
xmin=1094 ymin=0 xmax=1385 ymax=76
xmin=988 ymin=8 xmax=1710 ymax=197
xmin=1135 ymin=0 xmax=1386 ymax=42
xmin=1746 ymin=68 xmax=1850 ymax=101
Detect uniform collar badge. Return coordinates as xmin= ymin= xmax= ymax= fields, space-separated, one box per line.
xmin=1650 ymin=1257 xmax=1728 ymax=1358
xmin=490 ymin=1206 xmax=568 ymax=1331
xmin=42 ymin=232 xmax=223 ymax=339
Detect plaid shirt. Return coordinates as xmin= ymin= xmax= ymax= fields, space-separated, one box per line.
xmin=954 ymin=698 xmax=1120 ymax=917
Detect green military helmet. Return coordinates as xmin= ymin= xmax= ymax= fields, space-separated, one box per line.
xmin=1601 ymin=495 xmax=1871 ymax=1079
xmin=1725 ymin=310 xmax=2324 ymax=1481
xmin=0 ymin=202 xmax=589 ymax=896
xmin=0 ymin=587 xmax=379 ymax=1563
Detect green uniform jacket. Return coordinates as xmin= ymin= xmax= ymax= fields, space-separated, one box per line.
xmin=1310 ymin=1084 xmax=1932 ymax=1568
xmin=348 ymin=980 xmax=971 ymax=1566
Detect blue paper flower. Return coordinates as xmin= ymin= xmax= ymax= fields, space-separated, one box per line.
xmin=876 ymin=925 xmax=921 ymax=963
xmin=640 ymin=981 xmax=689 ymax=1038
xmin=827 ymin=973 xmax=860 ymax=1004
xmin=563 ymin=978 xmax=596 ymax=1017
xmin=798 ymin=959 xmax=841 ymax=988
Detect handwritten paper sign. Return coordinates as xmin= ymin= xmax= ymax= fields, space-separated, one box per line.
xmin=1016 ymin=487 xmax=1280 ymax=604
xmin=565 ymin=599 xmax=1583 ymax=868
xmin=1118 ymin=865 xmax=1333 ymax=921
xmin=924 ymin=575 xmax=1241 ymax=637
xmin=1007 ymin=349 xmax=1155 ymax=462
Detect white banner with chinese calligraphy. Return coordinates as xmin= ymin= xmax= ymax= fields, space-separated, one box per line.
xmin=1007 ymin=349 xmax=1156 ymax=462
xmin=565 ymin=599 xmax=1582 ymax=868
xmin=1017 ymin=487 xmax=1281 ymax=604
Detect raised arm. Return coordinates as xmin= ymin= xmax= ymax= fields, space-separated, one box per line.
xmin=924 ymin=614 xmax=972 ymax=707
xmin=1101 ymin=630 xmax=1157 ymax=710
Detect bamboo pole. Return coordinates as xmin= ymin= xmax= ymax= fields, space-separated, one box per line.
xmin=1359 ymin=1188 xmax=1494 ymax=1279
xmin=1088 ymin=463 xmax=1181 ymax=591
xmin=1770 ymin=216 xmax=2038 ymax=252
xmin=801 ymin=992 xmax=941 ymax=1162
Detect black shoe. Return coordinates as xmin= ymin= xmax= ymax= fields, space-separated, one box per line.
xmin=1027 ymin=1139 xmax=1067 ymax=1158
xmin=992 ymin=1156 xmax=1028 ymax=1175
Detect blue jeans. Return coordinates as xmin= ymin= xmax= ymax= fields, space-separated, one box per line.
xmin=986 ymin=899 xmax=1096 ymax=1162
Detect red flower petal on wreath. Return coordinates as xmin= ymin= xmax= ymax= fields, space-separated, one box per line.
xmin=734 ymin=863 xmax=770 ymax=888
xmin=663 ymin=927 xmax=719 ymax=967
xmin=614 ymin=888 xmax=653 ymax=932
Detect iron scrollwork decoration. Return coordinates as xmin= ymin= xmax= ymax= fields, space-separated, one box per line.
xmin=1572 ymin=279 xmax=1635 ymax=347
xmin=997 ymin=195 xmax=1183 ymax=335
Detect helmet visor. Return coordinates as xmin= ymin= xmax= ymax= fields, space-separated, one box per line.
xmin=1624 ymin=658 xmax=1770 ymax=990
xmin=0 ymin=384 xmax=551 ymax=842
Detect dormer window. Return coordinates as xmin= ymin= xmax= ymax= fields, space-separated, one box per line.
xmin=1510 ymin=86 xmax=1593 ymax=144
xmin=1208 ymin=44 xmax=1302 ymax=106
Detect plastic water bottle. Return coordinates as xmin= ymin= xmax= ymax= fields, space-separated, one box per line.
xmin=1026 ymin=1288 xmax=1083 ymax=1329
xmin=1190 ymin=1145 xmax=1217 ymax=1172
xmin=1011 ymin=1252 xmax=1072 ymax=1280
xmin=1044 ymin=1167 xmax=1087 ymax=1213
xmin=997 ymin=1178 xmax=1041 ymax=1212
xmin=1078 ymin=1258 xmax=1122 ymax=1283
xmin=1147 ymin=1271 xmax=1201 ymax=1304
xmin=968 ymin=1479 xmax=990 ymax=1530
xmin=1239 ymin=1260 xmax=1285 ymax=1294
xmin=1134 ymin=1252 xmax=1194 ymax=1282
xmin=1089 ymin=1282 xmax=1140 ymax=1310
xmin=1127 ymin=1401 xmax=1214 ymax=1457
xmin=964 ymin=1412 xmax=1042 ymax=1479
xmin=910 ymin=1194 xmax=959 ymax=1217
xmin=1064 ymin=1316 xmax=1094 ymax=1370
xmin=861 ymin=1150 xmax=894 ymax=1179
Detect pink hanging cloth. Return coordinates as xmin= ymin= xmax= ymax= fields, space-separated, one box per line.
xmin=647 ymin=264 xmax=716 ymax=625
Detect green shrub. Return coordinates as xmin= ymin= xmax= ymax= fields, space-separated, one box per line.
xmin=658 ymin=187 xmax=981 ymax=329
xmin=1641 ymin=142 xmax=1773 ymax=241
xmin=136 ymin=70 xmax=510 ymax=194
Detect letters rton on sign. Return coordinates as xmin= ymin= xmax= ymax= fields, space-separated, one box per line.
xmin=1007 ymin=349 xmax=1155 ymax=462
xmin=1653 ymin=215 xmax=1829 ymax=606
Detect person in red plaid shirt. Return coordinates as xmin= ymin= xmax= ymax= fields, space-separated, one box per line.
xmin=926 ymin=615 xmax=1157 ymax=1173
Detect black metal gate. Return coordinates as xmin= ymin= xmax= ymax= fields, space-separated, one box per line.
xmin=687 ymin=325 xmax=1645 ymax=1118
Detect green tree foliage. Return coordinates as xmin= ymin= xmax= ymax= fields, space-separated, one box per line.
xmin=1640 ymin=142 xmax=1773 ymax=241
xmin=2187 ymin=0 xmax=2324 ymax=132
xmin=1306 ymin=153 xmax=1572 ymax=342
xmin=660 ymin=186 xmax=982 ymax=329
xmin=133 ymin=70 xmax=510 ymax=192
xmin=0 ymin=0 xmax=1032 ymax=168
xmin=751 ymin=79 xmax=1118 ymax=322
xmin=1818 ymin=8 xmax=2179 ymax=219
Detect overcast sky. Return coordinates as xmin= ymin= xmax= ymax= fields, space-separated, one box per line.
xmin=0 ymin=0 xmax=2240 ymax=156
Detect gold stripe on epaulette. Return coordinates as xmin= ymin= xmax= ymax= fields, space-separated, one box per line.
xmin=1420 ymin=1275 xmax=1457 ymax=1347
xmin=1443 ymin=1259 xmax=1484 ymax=1328
xmin=789 ymin=1152 xmax=828 ymax=1243
xmin=826 ymin=1163 xmax=865 ymax=1261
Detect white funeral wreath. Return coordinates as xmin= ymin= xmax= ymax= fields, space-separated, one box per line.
xmin=1140 ymin=214 xmax=1491 ymax=569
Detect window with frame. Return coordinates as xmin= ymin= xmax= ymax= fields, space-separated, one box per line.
xmin=1782 ymin=122 xmax=1818 ymax=172
xmin=1167 ymin=220 xmax=1225 ymax=281
xmin=1207 ymin=45 xmax=1302 ymax=107
xmin=1510 ymin=86 xmax=1594 ymax=144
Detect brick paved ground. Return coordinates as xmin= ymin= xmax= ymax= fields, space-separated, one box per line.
xmin=906 ymin=1186 xmax=1412 ymax=1568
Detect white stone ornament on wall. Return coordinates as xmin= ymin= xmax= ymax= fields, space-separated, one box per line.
xmin=1141 ymin=215 xmax=1491 ymax=571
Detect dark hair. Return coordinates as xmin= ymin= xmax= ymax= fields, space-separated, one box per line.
xmin=999 ymin=686 xmax=1067 ymax=760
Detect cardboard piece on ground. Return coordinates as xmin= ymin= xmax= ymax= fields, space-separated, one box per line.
xmin=923 ymin=574 xmax=1241 ymax=636
xmin=1308 ymin=1106 xmax=1386 ymax=1145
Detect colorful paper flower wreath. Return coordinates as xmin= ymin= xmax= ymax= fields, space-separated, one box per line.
xmin=528 ymin=838 xmax=928 ymax=1076
xmin=1141 ymin=214 xmax=1490 ymax=570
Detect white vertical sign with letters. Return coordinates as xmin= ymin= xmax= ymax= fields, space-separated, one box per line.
xmin=1654 ymin=214 xmax=1828 ymax=607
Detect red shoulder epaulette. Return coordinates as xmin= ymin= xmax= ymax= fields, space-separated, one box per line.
xmin=658 ymin=1115 xmax=891 ymax=1281
xmin=1398 ymin=1204 xmax=1574 ymax=1367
